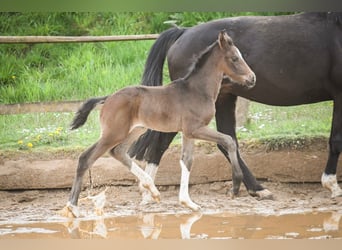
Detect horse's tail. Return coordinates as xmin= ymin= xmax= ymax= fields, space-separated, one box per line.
xmin=129 ymin=27 xmax=186 ymax=161
xmin=141 ymin=26 xmax=186 ymax=86
xmin=70 ymin=96 xmax=108 ymax=130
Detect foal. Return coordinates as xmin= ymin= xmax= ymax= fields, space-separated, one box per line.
xmin=65 ymin=31 xmax=255 ymax=216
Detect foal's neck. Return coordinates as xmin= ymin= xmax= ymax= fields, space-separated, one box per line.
xmin=184 ymin=46 xmax=224 ymax=101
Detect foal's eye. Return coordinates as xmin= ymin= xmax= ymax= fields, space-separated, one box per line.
xmin=231 ymin=56 xmax=239 ymax=62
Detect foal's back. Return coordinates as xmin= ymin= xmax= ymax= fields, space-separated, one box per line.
xmin=101 ymin=78 xmax=214 ymax=134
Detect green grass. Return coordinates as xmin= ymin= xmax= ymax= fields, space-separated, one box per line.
xmin=3 ymin=12 xmax=320 ymax=154
xmin=0 ymin=12 xmax=295 ymax=104
xmin=0 ymin=101 xmax=333 ymax=152
xmin=236 ymin=101 xmax=332 ymax=149
xmin=0 ymin=111 xmax=101 ymax=151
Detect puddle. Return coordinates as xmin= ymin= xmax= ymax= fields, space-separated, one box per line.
xmin=1 ymin=211 xmax=341 ymax=239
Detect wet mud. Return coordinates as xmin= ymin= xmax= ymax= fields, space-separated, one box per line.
xmin=1 ymin=182 xmax=342 ymax=239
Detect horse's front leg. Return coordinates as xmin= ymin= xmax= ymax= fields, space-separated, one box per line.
xmin=322 ymin=96 xmax=342 ymax=198
xmin=179 ymin=135 xmax=201 ymax=211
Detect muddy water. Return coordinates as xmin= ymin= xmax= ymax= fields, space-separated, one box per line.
xmin=1 ymin=211 xmax=341 ymax=239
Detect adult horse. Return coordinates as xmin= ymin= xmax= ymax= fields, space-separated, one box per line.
xmin=129 ymin=12 xmax=342 ymax=202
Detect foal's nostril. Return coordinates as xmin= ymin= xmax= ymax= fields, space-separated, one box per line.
xmin=246 ymin=74 xmax=256 ymax=88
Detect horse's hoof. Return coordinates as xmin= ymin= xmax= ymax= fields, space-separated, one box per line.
xmin=255 ymin=189 xmax=274 ymax=200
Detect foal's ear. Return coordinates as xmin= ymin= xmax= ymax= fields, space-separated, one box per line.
xmin=218 ymin=30 xmax=231 ymax=49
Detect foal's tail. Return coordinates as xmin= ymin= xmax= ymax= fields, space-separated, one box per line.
xmin=129 ymin=27 xmax=186 ymax=161
xmin=70 ymin=96 xmax=108 ymax=130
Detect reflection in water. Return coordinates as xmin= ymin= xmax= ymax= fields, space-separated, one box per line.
xmin=0 ymin=211 xmax=341 ymax=239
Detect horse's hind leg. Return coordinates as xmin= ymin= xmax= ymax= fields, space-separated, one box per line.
xmin=186 ymin=126 xmax=243 ymax=197
xmin=127 ymin=128 xmax=160 ymax=204
xmin=110 ymin=142 xmax=160 ymax=202
xmin=67 ymin=139 xmax=113 ymax=217
xmin=179 ymin=135 xmax=201 ymax=211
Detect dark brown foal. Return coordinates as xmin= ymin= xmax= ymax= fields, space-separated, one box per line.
xmin=65 ymin=30 xmax=255 ymax=216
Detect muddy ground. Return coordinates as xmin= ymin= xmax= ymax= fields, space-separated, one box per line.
xmin=1 ymin=139 xmax=342 ymax=239
xmin=1 ymin=181 xmax=342 ymax=222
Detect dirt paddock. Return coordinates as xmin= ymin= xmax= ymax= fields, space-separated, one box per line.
xmin=1 ymin=139 xmax=342 ymax=239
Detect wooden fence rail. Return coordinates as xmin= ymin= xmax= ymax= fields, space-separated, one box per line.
xmin=0 ymin=34 xmax=159 ymax=44
xmin=0 ymin=101 xmax=85 ymax=115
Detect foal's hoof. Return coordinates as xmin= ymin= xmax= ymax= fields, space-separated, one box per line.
xmin=180 ymin=200 xmax=201 ymax=212
xmin=142 ymin=183 xmax=161 ymax=203
xmin=228 ymin=188 xmax=240 ymax=199
xmin=139 ymin=192 xmax=156 ymax=206
xmin=58 ymin=202 xmax=80 ymax=218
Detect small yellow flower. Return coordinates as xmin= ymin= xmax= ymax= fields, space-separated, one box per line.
xmin=27 ymin=142 xmax=33 ymax=148
xmin=11 ymin=75 xmax=16 ymax=79
xmin=18 ymin=140 xmax=23 ymax=145
xmin=36 ymin=135 xmax=41 ymax=141
xmin=56 ymin=127 xmax=63 ymax=131
xmin=49 ymin=133 xmax=54 ymax=137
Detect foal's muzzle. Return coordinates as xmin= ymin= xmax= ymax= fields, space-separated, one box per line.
xmin=245 ymin=74 xmax=256 ymax=89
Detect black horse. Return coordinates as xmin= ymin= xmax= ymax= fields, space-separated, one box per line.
xmin=129 ymin=12 xmax=342 ymax=201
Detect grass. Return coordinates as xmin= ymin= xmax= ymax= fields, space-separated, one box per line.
xmin=237 ymin=101 xmax=332 ymax=150
xmin=0 ymin=101 xmax=333 ymax=153
xmin=3 ymin=11 xmax=325 ymax=154
xmin=0 ymin=12 xmax=295 ymax=104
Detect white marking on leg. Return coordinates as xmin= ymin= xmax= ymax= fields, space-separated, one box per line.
xmin=180 ymin=213 xmax=202 ymax=239
xmin=321 ymin=173 xmax=342 ymax=198
xmin=131 ymin=162 xmax=160 ymax=202
xmin=323 ymin=212 xmax=342 ymax=232
xmin=179 ymin=160 xmax=201 ymax=211
xmin=139 ymin=163 xmax=159 ymax=205
xmin=140 ymin=213 xmax=161 ymax=239
xmin=65 ymin=201 xmax=80 ymax=218
xmin=255 ymin=189 xmax=274 ymax=200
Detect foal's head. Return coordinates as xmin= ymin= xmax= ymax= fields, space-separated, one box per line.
xmin=218 ymin=31 xmax=256 ymax=89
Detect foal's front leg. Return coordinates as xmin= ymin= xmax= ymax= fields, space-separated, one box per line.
xmin=179 ymin=135 xmax=201 ymax=211
xmin=188 ymin=126 xmax=243 ymax=197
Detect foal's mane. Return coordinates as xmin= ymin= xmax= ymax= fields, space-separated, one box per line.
xmin=183 ymin=40 xmax=219 ymax=81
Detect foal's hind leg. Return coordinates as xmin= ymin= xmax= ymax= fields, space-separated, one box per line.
xmin=110 ymin=143 xmax=160 ymax=202
xmin=179 ymin=135 xmax=201 ymax=211
xmin=67 ymin=139 xmax=114 ymax=217
xmin=186 ymin=126 xmax=243 ymax=197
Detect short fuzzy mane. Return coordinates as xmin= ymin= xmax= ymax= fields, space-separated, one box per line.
xmin=183 ymin=40 xmax=219 ymax=80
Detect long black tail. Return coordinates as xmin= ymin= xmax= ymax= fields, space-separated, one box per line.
xmin=128 ymin=27 xmax=186 ymax=162
xmin=70 ymin=96 xmax=108 ymax=130
xmin=141 ymin=27 xmax=186 ymax=86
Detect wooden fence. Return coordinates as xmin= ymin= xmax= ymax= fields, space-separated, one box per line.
xmin=0 ymin=34 xmax=159 ymax=115
xmin=0 ymin=34 xmax=159 ymax=44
